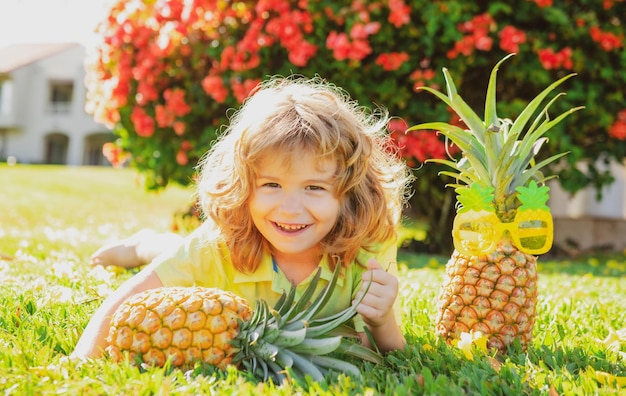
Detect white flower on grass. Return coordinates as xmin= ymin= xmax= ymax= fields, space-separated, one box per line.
xmin=88 ymin=265 xmax=117 ymax=298
xmin=30 ymin=277 xmax=47 ymax=291
xmin=96 ymin=223 xmax=115 ymax=236
xmin=38 ymin=285 xmax=75 ymax=305
xmin=453 ymin=330 xmax=488 ymax=360
xmin=13 ymin=250 xmax=38 ymax=264
xmin=88 ymin=265 xmax=115 ymax=285
xmin=52 ymin=261 xmax=75 ymax=280
xmin=0 ymin=262 xmax=22 ymax=285
xmin=95 ymin=284 xmax=114 ymax=298
xmin=43 ymin=226 xmax=90 ymax=247
xmin=596 ymin=327 xmax=626 ymax=359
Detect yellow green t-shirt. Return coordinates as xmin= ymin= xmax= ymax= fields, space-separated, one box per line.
xmin=146 ymin=225 xmax=401 ymax=331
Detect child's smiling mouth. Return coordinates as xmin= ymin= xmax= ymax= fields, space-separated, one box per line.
xmin=273 ymin=222 xmax=309 ymax=232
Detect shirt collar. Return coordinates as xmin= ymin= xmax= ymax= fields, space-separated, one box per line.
xmin=233 ymin=253 xmax=274 ymax=283
xmin=233 ymin=253 xmax=344 ymax=287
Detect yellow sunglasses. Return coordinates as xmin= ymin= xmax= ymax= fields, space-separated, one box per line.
xmin=452 ymin=209 xmax=553 ymax=256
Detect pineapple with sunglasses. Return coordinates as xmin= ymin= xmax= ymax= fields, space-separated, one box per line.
xmin=409 ymin=54 xmax=582 ymax=352
xmin=453 ymin=181 xmax=553 ymax=257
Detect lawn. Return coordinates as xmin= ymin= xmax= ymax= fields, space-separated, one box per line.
xmin=0 ymin=164 xmax=625 ymax=395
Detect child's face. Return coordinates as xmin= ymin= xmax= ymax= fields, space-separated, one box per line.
xmin=249 ymin=151 xmax=340 ymax=264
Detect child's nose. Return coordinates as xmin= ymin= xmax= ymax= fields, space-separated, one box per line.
xmin=278 ymin=191 xmax=303 ymax=214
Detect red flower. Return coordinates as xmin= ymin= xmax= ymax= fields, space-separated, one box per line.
xmin=447 ymin=13 xmax=494 ymax=58
xmin=176 ymin=149 xmax=189 ymax=166
xmin=180 ymin=140 xmax=192 ymax=151
xmin=375 ymin=52 xmax=409 ymax=71
xmin=326 ymin=31 xmax=372 ymax=61
xmin=102 ymin=142 xmax=128 ymax=168
xmin=410 ymin=68 xmax=438 ymax=91
xmin=388 ymin=0 xmax=411 ymax=28
xmin=155 ymin=105 xmax=174 ymax=128
xmin=130 ymin=107 xmax=155 ymax=137
xmin=474 ymin=34 xmax=493 ymax=51
xmin=609 ymin=120 xmax=626 ymax=140
xmin=255 ymin=0 xmax=291 ymax=14
xmin=388 ymin=118 xmax=409 ymax=134
xmin=154 ymin=88 xmax=190 ymax=129
xmin=136 ymin=79 xmax=159 ymax=106
xmin=459 ymin=13 xmax=495 ymax=34
xmin=231 ymin=78 xmax=261 ymax=103
xmin=528 ymin=0 xmax=553 ymax=7
xmin=447 ymin=36 xmax=475 ymax=59
xmin=326 ymin=31 xmax=351 ymax=61
xmin=537 ymin=47 xmax=573 ymax=70
xmin=609 ymin=109 xmax=626 ymax=140
xmin=589 ymin=26 xmax=623 ymax=51
xmin=538 ymin=48 xmax=558 ymax=69
xmin=499 ymin=26 xmax=527 ymax=53
xmin=350 ymin=22 xmax=381 ymax=39
xmin=110 ymin=81 xmax=130 ymax=108
xmin=288 ymin=40 xmax=317 ymax=66
xmin=392 ymin=129 xmax=456 ymax=164
xmin=261 ymin=8 xmax=317 ymax=67
xmin=348 ymin=38 xmax=373 ymax=60
xmin=201 ymin=75 xmax=228 ymax=103
xmin=173 ymin=121 xmax=186 ymax=136
xmin=164 ymin=88 xmax=191 ymax=117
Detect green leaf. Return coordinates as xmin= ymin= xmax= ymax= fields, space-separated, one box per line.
xmin=507 ymin=74 xmax=577 ymax=143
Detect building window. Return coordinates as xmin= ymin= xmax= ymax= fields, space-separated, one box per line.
xmin=0 ymin=79 xmax=12 ymax=116
xmin=84 ymin=133 xmax=114 ymax=166
xmin=44 ymin=133 xmax=69 ymax=164
xmin=0 ymin=129 xmax=7 ymax=160
xmin=49 ymin=81 xmax=74 ymax=114
xmin=0 ymin=81 xmax=5 ymax=115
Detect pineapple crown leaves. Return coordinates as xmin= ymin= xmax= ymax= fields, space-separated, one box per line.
xmin=232 ymin=262 xmax=382 ymax=383
xmin=515 ymin=180 xmax=551 ymax=211
xmin=407 ymin=53 xmax=584 ymax=200
xmin=455 ymin=184 xmax=495 ymax=214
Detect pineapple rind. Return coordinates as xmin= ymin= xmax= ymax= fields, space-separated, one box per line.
xmin=435 ymin=241 xmax=538 ymax=352
xmin=106 ymin=287 xmax=251 ymax=370
xmin=107 ymin=262 xmax=382 ymax=383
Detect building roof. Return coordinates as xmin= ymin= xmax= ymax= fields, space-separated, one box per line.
xmin=0 ymin=43 xmax=81 ymax=74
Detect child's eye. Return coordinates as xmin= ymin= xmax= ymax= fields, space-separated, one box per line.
xmin=306 ymin=185 xmax=325 ymax=191
xmin=263 ymin=182 xmax=280 ymax=188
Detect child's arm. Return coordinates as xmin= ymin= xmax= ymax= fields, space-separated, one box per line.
xmin=72 ymin=269 xmax=163 ymax=359
xmin=89 ymin=229 xmax=184 ymax=268
xmin=355 ymin=258 xmax=406 ymax=353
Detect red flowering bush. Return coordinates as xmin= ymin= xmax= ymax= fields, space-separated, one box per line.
xmin=87 ymin=0 xmax=626 ymax=252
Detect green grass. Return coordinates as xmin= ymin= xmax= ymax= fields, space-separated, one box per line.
xmin=1 ymin=164 xmax=625 ymax=395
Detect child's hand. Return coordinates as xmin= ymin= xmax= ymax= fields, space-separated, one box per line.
xmin=354 ymin=258 xmax=399 ymax=328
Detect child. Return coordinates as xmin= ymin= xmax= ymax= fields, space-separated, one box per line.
xmin=73 ymin=76 xmax=413 ymax=360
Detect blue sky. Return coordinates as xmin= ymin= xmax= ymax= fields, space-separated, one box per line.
xmin=0 ymin=0 xmax=111 ymax=48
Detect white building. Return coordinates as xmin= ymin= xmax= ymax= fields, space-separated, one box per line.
xmin=549 ymin=160 xmax=626 ymax=254
xmin=0 ymin=43 xmax=112 ymax=165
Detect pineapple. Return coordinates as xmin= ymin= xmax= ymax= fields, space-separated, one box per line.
xmin=408 ymin=54 xmax=582 ymax=352
xmin=106 ymin=264 xmax=381 ymax=382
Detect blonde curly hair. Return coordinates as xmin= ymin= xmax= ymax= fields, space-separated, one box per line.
xmin=196 ymin=76 xmax=412 ymax=273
